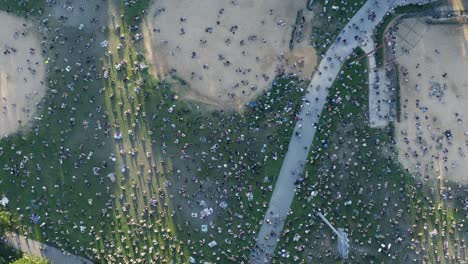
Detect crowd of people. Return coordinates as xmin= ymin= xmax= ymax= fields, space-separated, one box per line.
xmin=0 ymin=0 xmax=466 ymax=263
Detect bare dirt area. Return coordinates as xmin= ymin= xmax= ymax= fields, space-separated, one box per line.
xmin=142 ymin=0 xmax=317 ymax=110
xmin=0 ymin=11 xmax=45 ymax=136
xmin=394 ymin=19 xmax=468 ymax=184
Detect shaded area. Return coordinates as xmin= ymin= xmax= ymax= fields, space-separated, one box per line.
xmin=274 ymin=49 xmax=466 ymax=263
xmin=0 ymin=0 xmax=311 ymax=263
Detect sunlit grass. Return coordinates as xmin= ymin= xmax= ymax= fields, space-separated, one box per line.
xmin=274 ymin=49 xmax=466 ymax=263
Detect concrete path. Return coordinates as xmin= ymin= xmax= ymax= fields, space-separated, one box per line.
xmin=365 ymin=42 xmax=393 ymax=128
xmin=250 ymin=0 xmax=435 ymax=263
xmin=4 ymin=232 xmax=93 ymax=264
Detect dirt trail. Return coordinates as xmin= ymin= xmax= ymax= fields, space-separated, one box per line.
xmin=0 ymin=11 xmax=45 ymax=136
xmin=142 ymin=0 xmax=317 ymax=110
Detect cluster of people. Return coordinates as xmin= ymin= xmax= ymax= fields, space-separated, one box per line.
xmin=0 ymin=0 xmax=466 ymax=263
xmin=0 ymin=1 xmax=313 ymax=262
xmin=267 ymin=55 xmax=465 ymax=263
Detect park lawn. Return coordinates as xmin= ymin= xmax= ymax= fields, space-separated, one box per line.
xmin=0 ymin=0 xmax=185 ymax=261
xmin=273 ymin=49 xmax=466 ymax=263
xmin=0 ymin=1 xmax=464 ymax=263
xmin=0 ymin=0 xmax=44 ymax=17
xmin=309 ymin=0 xmax=367 ymax=55
xmin=0 ymin=14 xmax=120 ymax=262
xmin=119 ymin=0 xmax=151 ymax=25
xmin=0 ymin=242 xmax=22 ymax=264
xmin=174 ymin=77 xmax=307 ymax=261
xmin=0 ymin=0 xmax=310 ymax=262
xmin=101 ymin=10 xmax=311 ymax=261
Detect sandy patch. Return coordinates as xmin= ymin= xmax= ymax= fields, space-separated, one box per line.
xmin=142 ymin=0 xmax=317 ymax=110
xmin=0 ymin=11 xmax=46 ymax=136
xmin=394 ymin=19 xmax=468 ymax=184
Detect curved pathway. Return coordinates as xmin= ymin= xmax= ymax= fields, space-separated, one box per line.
xmin=250 ymin=0 xmax=436 ymax=263
xmin=4 ymin=232 xmax=93 ymax=264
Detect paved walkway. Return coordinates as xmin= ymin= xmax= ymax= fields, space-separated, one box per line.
xmin=4 ymin=232 xmax=93 ymax=264
xmin=366 ymin=42 xmax=392 ymax=128
xmin=250 ymin=0 xmax=435 ymax=263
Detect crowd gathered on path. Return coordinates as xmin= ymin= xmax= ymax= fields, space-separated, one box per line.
xmin=251 ymin=0 xmax=443 ymax=263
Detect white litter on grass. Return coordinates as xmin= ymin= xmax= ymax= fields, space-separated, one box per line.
xmin=107 ymin=173 xmax=116 ymax=182
xmin=100 ymin=40 xmax=109 ymax=48
xmin=293 ymin=234 xmax=301 ymax=242
xmin=208 ymin=241 xmax=217 ymax=248
xmin=246 ymin=192 xmax=254 ymax=201
xmin=200 ymin=208 xmax=213 ymax=218
xmin=1 ymin=196 xmax=9 ymax=206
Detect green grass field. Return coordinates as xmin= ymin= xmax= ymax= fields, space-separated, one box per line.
xmin=273 ymin=49 xmax=466 ymax=263
xmin=0 ymin=0 xmax=308 ymax=262
xmin=0 ymin=1 xmax=465 ymax=263
xmin=309 ymin=0 xmax=366 ymax=55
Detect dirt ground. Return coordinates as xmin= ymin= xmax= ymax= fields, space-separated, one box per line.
xmin=142 ymin=0 xmax=317 ymax=110
xmin=0 ymin=11 xmax=45 ymax=136
xmin=394 ymin=19 xmax=468 ymax=184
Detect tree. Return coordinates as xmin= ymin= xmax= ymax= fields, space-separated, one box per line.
xmin=0 ymin=211 xmax=12 ymax=233
xmin=10 ymin=255 xmax=49 ymax=264
xmin=0 ymin=242 xmax=22 ymax=264
xmin=0 ymin=210 xmax=20 ymax=263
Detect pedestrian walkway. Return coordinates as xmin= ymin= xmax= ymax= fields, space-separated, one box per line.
xmin=4 ymin=232 xmax=93 ymax=264
xmin=250 ymin=0 xmax=436 ymax=263
xmin=365 ymin=43 xmax=392 ymax=128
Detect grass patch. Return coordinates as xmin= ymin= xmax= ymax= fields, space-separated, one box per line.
xmin=0 ymin=0 xmax=44 ymax=18
xmin=0 ymin=1 xmax=308 ymax=262
xmin=0 ymin=243 xmax=23 ymax=264
xmin=394 ymin=64 xmax=401 ymax=122
xmin=120 ymin=0 xmax=151 ymax=25
xmin=273 ymin=48 xmax=465 ymax=263
xmin=1 ymin=1 xmax=462 ymax=263
xmin=309 ymin=0 xmax=366 ymax=55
